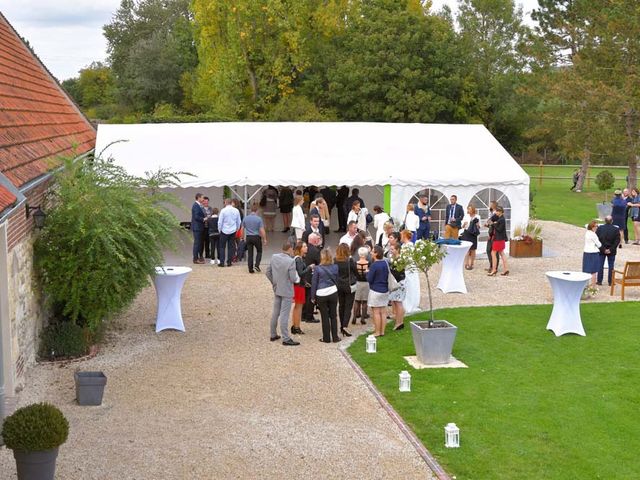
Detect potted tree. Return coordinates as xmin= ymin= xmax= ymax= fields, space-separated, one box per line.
xmin=391 ymin=240 xmax=456 ymax=365
xmin=1 ymin=403 xmax=69 ymax=480
xmin=510 ymin=220 xmax=543 ymax=258
xmin=595 ymin=170 xmax=615 ymax=219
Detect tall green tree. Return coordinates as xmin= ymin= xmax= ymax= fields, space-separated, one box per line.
xmin=326 ymin=0 xmax=474 ymax=123
xmin=456 ymin=0 xmax=531 ymax=150
xmin=191 ymin=0 xmax=338 ymax=119
xmin=103 ymin=0 xmax=197 ymax=112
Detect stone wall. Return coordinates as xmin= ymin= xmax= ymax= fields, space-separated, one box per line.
xmin=3 ymin=180 xmax=51 ymax=393
xmin=7 ymin=234 xmax=47 ymax=392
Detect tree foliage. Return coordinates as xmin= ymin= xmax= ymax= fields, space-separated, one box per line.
xmin=103 ymin=0 xmax=197 ymax=112
xmin=35 ymin=155 xmax=184 ymax=330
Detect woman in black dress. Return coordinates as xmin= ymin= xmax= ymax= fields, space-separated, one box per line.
xmin=335 ymin=243 xmax=357 ymax=337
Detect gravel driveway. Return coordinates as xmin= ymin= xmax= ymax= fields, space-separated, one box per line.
xmin=1 ymin=221 xmax=637 ymax=479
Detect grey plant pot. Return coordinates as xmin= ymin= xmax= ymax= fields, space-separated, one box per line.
xmin=596 ymin=203 xmax=612 ymax=220
xmin=410 ymin=320 xmax=458 ymax=365
xmin=75 ymin=371 xmax=107 ymax=406
xmin=14 ymin=448 xmax=58 ymax=480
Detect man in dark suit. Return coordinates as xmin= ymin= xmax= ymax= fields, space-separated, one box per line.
xmin=320 ymin=186 xmax=336 ymax=213
xmin=191 ymin=193 xmax=205 ymax=264
xmin=302 ymin=233 xmax=322 ymax=323
xmin=335 ymin=185 xmax=349 ymax=232
xmin=302 ymin=214 xmax=325 ymax=248
xmin=444 ymin=194 xmax=464 ymax=239
xmin=345 ymin=188 xmax=365 ymax=215
xmin=596 ymin=215 xmax=621 ymax=286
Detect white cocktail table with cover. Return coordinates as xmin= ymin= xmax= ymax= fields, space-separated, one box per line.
xmin=153 ymin=266 xmax=192 ymax=332
xmin=545 ymin=271 xmax=591 ymax=336
xmin=437 ymin=241 xmax=472 ymax=294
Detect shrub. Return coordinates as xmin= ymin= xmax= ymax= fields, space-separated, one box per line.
xmin=595 ymin=170 xmax=615 ymax=202
xmin=35 ymin=155 xmax=184 ymax=332
xmin=38 ymin=322 xmax=90 ymax=360
xmin=1 ymin=403 xmax=69 ymax=451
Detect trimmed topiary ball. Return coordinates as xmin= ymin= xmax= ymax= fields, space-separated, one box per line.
xmin=1 ymin=403 xmax=69 ymax=451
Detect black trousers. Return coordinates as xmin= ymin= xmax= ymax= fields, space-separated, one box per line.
xmin=210 ymin=234 xmax=220 ymax=261
xmin=246 ymin=235 xmax=262 ymax=271
xmin=597 ymin=254 xmax=615 ymax=285
xmin=303 ymin=286 xmax=315 ymax=320
xmin=202 ymin=226 xmax=210 ymax=258
xmin=317 ymin=292 xmax=339 ymax=342
xmin=337 ymin=203 xmax=346 ymax=231
xmin=218 ymin=232 xmax=236 ymax=266
xmin=623 ymin=215 xmax=629 ymax=242
xmin=338 ymin=290 xmax=355 ymax=329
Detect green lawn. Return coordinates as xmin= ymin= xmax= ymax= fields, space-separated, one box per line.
xmin=523 ymin=165 xmax=636 ymax=239
xmin=348 ymin=303 xmax=640 ymax=479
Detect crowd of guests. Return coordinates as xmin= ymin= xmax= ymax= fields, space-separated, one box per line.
xmin=258 ymin=188 xmax=510 ymax=346
xmin=582 ymin=187 xmax=640 ymax=288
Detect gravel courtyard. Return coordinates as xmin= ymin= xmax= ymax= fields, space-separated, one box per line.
xmin=1 ymin=221 xmax=638 ymax=479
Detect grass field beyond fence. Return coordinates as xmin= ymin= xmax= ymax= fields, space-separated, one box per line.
xmin=523 ymin=165 xmax=637 ymax=239
xmin=348 ymin=303 xmax=640 ymax=479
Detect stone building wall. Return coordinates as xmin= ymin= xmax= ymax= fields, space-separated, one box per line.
xmin=4 ymin=180 xmax=50 ymax=392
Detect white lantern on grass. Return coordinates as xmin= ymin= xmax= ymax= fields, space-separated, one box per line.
xmin=444 ymin=423 xmax=460 ymax=448
xmin=366 ymin=335 xmax=377 ymax=353
xmin=398 ymin=370 xmax=411 ymax=392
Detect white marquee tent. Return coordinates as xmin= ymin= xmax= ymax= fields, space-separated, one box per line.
xmin=95 ymin=122 xmax=530 ymax=234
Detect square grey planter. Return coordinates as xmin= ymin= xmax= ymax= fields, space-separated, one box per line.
xmin=75 ymin=372 xmax=107 ymax=406
xmin=410 ymin=320 xmax=458 ymax=365
xmin=596 ymin=203 xmax=612 ymax=220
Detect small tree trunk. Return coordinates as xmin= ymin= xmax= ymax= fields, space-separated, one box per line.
xmin=576 ymin=148 xmax=590 ymax=192
xmin=624 ymin=107 xmax=638 ymax=189
xmin=424 ymin=268 xmax=434 ymax=328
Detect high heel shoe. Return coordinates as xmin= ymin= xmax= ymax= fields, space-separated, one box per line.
xmin=500 ymin=270 xmax=510 ymax=276
xmin=340 ymin=328 xmax=352 ymax=337
xmin=487 ymin=271 xmax=497 ymax=277
xmin=393 ymin=324 xmax=404 ymax=331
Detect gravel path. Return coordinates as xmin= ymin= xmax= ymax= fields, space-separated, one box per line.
xmin=1 ymin=220 xmax=638 ymax=479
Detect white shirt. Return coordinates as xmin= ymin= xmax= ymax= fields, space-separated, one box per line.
xmin=291 ymin=205 xmax=305 ymax=230
xmin=584 ymin=230 xmax=602 ymax=253
xmin=404 ymin=211 xmax=419 ymax=232
xmin=461 ymin=214 xmax=481 ymax=233
xmin=340 ymin=232 xmax=357 ymax=247
xmin=373 ymin=212 xmax=390 ymax=242
xmin=348 ymin=208 xmax=368 ymax=232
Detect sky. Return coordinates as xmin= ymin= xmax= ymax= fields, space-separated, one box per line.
xmin=1 ymin=0 xmax=540 ymax=82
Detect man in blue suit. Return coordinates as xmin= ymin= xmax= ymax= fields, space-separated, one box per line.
xmin=444 ymin=194 xmax=464 ymax=239
xmin=414 ymin=194 xmax=432 ymax=241
xmin=191 ymin=193 xmax=205 ymax=264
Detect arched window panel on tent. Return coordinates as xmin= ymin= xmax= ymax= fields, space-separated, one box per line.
xmin=411 ymin=188 xmax=448 ymax=237
xmin=469 ymin=188 xmax=512 ymax=241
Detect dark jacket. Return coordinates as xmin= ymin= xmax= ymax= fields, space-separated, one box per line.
xmin=445 ymin=203 xmax=465 ymax=228
xmin=345 ymin=194 xmax=365 ymax=214
xmin=336 ymin=258 xmax=357 ymax=293
xmin=336 ymin=186 xmax=349 ymax=206
xmin=320 ymin=187 xmax=337 ymax=210
xmin=596 ymin=223 xmax=620 ymax=255
xmin=492 ymin=216 xmax=508 ymax=241
xmin=311 ymin=264 xmax=339 ymax=299
xmin=191 ymin=201 xmax=205 ymax=232
xmin=294 ymin=256 xmax=313 ymax=286
xmin=304 ymin=245 xmax=321 ymax=283
xmin=302 ymin=225 xmax=325 ymax=247
xmin=367 ymin=259 xmax=389 ymax=293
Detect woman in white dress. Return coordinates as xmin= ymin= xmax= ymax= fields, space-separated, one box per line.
xmin=403 ymin=203 xmax=420 ymax=242
xmin=372 ymin=206 xmax=391 ymax=244
xmin=290 ymin=195 xmax=306 ymax=240
xmin=400 ymin=229 xmax=421 ymax=314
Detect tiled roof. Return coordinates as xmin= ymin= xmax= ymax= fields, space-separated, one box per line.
xmin=0 ymin=184 xmax=16 ymax=209
xmin=0 ymin=12 xmax=96 ymax=213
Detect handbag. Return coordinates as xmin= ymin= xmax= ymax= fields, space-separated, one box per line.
xmin=468 ymin=218 xmax=480 ymax=236
xmin=386 ymin=261 xmax=400 ymax=292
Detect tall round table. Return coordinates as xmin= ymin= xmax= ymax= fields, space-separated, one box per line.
xmin=436 ymin=241 xmax=472 ymax=294
xmin=545 ymin=271 xmax=591 ymax=336
xmin=153 ymin=266 xmax=192 ymax=332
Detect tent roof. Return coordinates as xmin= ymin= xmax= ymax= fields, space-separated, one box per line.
xmin=95 ymin=122 xmax=528 ymax=188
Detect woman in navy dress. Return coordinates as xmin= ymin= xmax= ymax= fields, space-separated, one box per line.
xmin=611 ymin=190 xmax=627 ymax=247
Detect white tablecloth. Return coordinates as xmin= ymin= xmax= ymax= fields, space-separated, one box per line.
xmin=437 ymin=241 xmax=472 ymax=294
xmin=153 ymin=266 xmax=192 ymax=332
xmin=545 ymin=271 xmax=591 ymax=336
xmin=402 ymin=270 xmax=421 ymax=314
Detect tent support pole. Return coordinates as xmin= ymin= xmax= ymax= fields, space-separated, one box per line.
xmin=384 ymin=185 xmax=391 ymax=213
xmin=243 ymin=186 xmax=248 ymax=218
